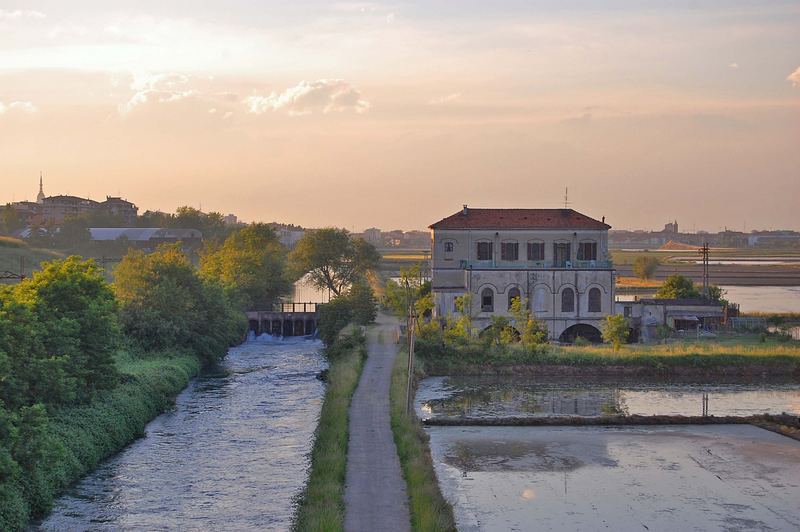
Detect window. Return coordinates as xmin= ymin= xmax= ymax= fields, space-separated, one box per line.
xmin=501 ymin=242 xmax=519 ymax=261
xmin=481 ymin=288 xmax=494 ymax=312
xmin=588 ymin=287 xmax=601 ymax=312
xmin=477 ymin=241 xmax=493 ymax=261
xmin=577 ymin=241 xmax=598 ymax=261
xmin=444 ymin=241 xmax=454 ymax=253
xmin=553 ymin=242 xmax=571 ymax=267
xmin=527 ymin=241 xmax=545 ymax=261
xmin=561 ymin=287 xmax=575 ymax=313
xmin=507 ymin=287 xmax=521 ymax=310
xmin=623 ymin=306 xmax=632 ymax=318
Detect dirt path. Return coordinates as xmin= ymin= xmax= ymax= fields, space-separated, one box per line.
xmin=343 ymin=313 xmax=410 ymax=532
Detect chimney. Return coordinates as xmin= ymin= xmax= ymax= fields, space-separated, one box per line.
xmin=462 ymin=204 xmax=469 ymax=215
xmin=602 ymin=216 xmax=605 ymax=224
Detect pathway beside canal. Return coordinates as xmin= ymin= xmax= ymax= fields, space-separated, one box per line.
xmin=344 ymin=314 xmax=410 ymax=532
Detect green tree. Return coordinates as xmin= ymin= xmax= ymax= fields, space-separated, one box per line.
xmin=602 ymin=314 xmax=630 ymax=352
xmin=632 ymin=255 xmax=659 ymax=279
xmin=347 ymin=281 xmax=377 ymax=325
xmin=655 ymin=274 xmax=700 ymax=299
xmin=53 ymin=217 xmax=91 ymax=250
xmin=199 ymin=223 xmax=290 ymax=309
xmin=508 ymin=297 xmax=549 ymax=348
xmin=114 ymin=244 xmax=243 ymax=363
xmin=12 ymin=257 xmax=119 ymax=403
xmin=0 ymin=206 xmax=23 ymax=236
xmin=289 ymin=228 xmax=380 ymax=296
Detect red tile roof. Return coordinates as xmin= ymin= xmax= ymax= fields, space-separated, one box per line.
xmin=429 ymin=208 xmax=610 ymax=230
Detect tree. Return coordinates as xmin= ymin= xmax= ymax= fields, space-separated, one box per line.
xmin=0 ymin=206 xmax=23 ymax=236
xmin=347 ymin=281 xmax=377 ymax=325
xmin=655 ymin=274 xmax=700 ymax=299
xmin=53 ymin=217 xmax=91 ymax=250
xmin=289 ymin=228 xmax=380 ymax=297
xmin=602 ymin=314 xmax=629 ymax=352
xmin=384 ymin=263 xmax=430 ymax=318
xmin=115 ymin=244 xmax=244 ymax=363
xmin=508 ymin=297 xmax=549 ymax=348
xmin=632 ymin=255 xmax=659 ymax=280
xmin=199 ymin=223 xmax=290 ymax=309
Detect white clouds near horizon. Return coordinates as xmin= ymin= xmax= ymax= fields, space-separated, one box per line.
xmin=246 ymin=80 xmax=370 ymax=116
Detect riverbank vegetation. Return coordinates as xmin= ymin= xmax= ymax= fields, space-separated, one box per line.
xmin=293 ymin=327 xmax=367 ymax=531
xmin=390 ymin=347 xmax=456 ymax=531
xmin=0 ymin=238 xmax=255 ymax=530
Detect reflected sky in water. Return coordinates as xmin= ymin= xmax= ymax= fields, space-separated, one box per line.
xmin=417 ymin=376 xmax=800 ymax=419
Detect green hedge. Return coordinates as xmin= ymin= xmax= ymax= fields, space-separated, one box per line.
xmin=0 ymin=353 xmax=200 ymax=530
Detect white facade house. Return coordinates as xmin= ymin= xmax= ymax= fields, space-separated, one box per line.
xmin=429 ymin=206 xmax=615 ymax=342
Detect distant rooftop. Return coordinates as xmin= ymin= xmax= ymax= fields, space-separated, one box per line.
xmin=429 ymin=207 xmax=610 ymax=230
xmin=89 ymin=228 xmax=202 ymax=241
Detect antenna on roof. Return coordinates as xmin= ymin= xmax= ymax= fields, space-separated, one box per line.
xmin=563 ymin=187 xmax=571 ymax=209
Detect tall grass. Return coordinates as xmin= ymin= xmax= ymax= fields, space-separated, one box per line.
xmin=390 ymin=348 xmax=456 ymax=532
xmin=18 ymin=351 xmax=201 ymax=527
xmin=293 ymin=328 xmax=366 ymax=532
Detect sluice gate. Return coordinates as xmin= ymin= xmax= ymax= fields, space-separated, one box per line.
xmin=246 ymin=302 xmax=320 ymax=337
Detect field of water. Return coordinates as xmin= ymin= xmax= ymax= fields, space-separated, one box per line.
xmin=36 ymin=336 xmax=326 ymax=531
xmin=428 ymin=425 xmax=800 ymax=531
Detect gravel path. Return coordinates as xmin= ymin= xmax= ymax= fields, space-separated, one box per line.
xmin=344 ymin=314 xmax=410 ymax=532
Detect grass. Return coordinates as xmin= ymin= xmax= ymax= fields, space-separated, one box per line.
xmin=390 ymin=347 xmax=456 ymax=532
xmin=418 ymin=333 xmax=800 ymax=375
xmin=0 ymin=242 xmax=64 ymax=278
xmin=616 ymin=276 xmax=663 ymax=288
xmin=293 ymin=328 xmax=367 ymax=532
xmin=13 ymin=350 xmax=201 ymax=529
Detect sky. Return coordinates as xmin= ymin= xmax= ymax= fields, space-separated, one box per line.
xmin=1 ymin=1 xmax=799 ymax=232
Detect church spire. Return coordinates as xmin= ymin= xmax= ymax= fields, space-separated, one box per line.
xmin=37 ymin=172 xmax=45 ymax=204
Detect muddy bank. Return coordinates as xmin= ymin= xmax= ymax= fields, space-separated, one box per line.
xmin=422 ymin=363 xmax=800 ymax=379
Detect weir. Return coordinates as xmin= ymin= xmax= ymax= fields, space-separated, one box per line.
xmin=246 ymin=302 xmax=320 ymax=336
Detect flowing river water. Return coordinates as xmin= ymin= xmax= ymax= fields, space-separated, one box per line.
xmin=35 ymin=335 xmax=326 ymax=531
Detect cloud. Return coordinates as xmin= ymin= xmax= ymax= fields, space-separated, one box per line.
xmin=788 ymin=67 xmax=800 ymax=88
xmin=0 ymin=101 xmax=38 ymax=114
xmin=0 ymin=9 xmax=45 ymax=19
xmin=119 ymin=73 xmax=198 ymax=114
xmin=729 ymin=62 xmax=739 ymax=69
xmin=428 ymin=93 xmax=461 ymax=105
xmin=246 ymin=80 xmax=370 ymax=116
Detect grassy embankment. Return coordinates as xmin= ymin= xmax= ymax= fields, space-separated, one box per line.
xmin=0 ymin=237 xmax=63 ymax=276
xmin=293 ymin=327 xmax=367 ymax=532
xmin=389 ymin=347 xmax=456 ymax=532
xmin=419 ymin=335 xmax=800 ymax=376
xmin=24 ymin=350 xmax=201 ymax=525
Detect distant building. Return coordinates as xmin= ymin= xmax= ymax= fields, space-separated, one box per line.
xmin=100 ymin=196 xmax=138 ymax=225
xmin=89 ymin=227 xmax=202 ymax=251
xmin=616 ymin=298 xmax=725 ymax=342
xmin=364 ymin=227 xmax=382 ymax=245
xmin=430 ymin=206 xmax=615 ymax=342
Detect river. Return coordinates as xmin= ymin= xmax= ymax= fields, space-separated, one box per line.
xmin=35 ymin=335 xmax=326 ymax=531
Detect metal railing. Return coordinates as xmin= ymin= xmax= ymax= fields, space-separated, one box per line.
xmin=459 ymin=259 xmax=613 ymax=270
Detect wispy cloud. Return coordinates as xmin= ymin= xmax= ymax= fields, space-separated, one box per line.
xmin=120 ymin=73 xmax=198 ymax=114
xmin=788 ymin=66 xmax=800 ymax=87
xmin=0 ymin=9 xmax=45 ymax=20
xmin=0 ymin=100 xmax=38 ymax=114
xmin=428 ymin=93 xmax=462 ymax=105
xmin=246 ymin=80 xmax=370 ymax=116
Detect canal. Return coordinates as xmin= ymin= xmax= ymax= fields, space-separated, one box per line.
xmin=36 ymin=335 xmax=326 ymax=531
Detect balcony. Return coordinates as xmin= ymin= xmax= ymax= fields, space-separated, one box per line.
xmin=458 ymin=259 xmax=613 ymax=270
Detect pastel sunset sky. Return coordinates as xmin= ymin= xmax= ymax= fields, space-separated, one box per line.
xmin=1 ymin=1 xmax=799 ymax=231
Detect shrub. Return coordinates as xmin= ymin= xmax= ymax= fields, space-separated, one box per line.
xmin=632 ymin=255 xmax=659 ymax=279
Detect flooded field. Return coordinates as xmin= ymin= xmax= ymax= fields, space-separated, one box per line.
xmin=416 ymin=376 xmax=800 ymax=420
xmin=720 ymin=285 xmax=800 ymax=313
xmin=428 ymin=425 xmax=800 ymax=531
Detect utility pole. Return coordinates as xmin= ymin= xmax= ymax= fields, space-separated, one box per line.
xmin=404 ymin=279 xmax=417 ymax=415
xmin=698 ymin=242 xmax=710 ymax=298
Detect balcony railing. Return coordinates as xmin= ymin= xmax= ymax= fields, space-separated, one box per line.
xmin=459 ymin=259 xmax=613 ymax=270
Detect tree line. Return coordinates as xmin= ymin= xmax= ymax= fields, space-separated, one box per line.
xmin=0 ymin=222 xmax=380 ymax=529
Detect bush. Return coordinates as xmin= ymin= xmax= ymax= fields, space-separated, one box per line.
xmin=317 ymin=282 xmax=377 ymax=346
xmin=632 ymin=255 xmax=659 ymax=279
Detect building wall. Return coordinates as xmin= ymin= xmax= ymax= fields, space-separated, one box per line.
xmin=431 ymin=227 xmax=614 ymax=341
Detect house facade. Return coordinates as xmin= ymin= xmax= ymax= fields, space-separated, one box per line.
xmin=429 ymin=206 xmax=615 ymax=342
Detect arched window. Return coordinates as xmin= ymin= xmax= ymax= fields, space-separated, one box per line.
xmin=507 ymin=287 xmax=521 ymax=310
xmin=481 ymin=288 xmax=494 ymax=312
xmin=588 ymin=287 xmax=602 ymax=312
xmin=561 ymin=287 xmax=575 ymax=313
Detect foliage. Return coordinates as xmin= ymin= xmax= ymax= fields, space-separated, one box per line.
xmin=114 ymin=244 xmax=244 ymax=364
xmin=199 ymin=223 xmax=291 ymax=309
xmin=601 ymin=314 xmax=630 ymax=352
xmin=390 ymin=349 xmax=456 ymax=531
xmin=317 ymin=283 xmax=378 ymax=346
xmin=293 ymin=329 xmax=366 ymax=531
xmin=384 ymin=263 xmax=431 ymax=319
xmin=52 ymin=217 xmax=91 ymax=250
xmin=632 ymin=255 xmax=659 ymax=279
xmin=2 ymin=257 xmax=119 ymax=408
xmin=289 ymin=228 xmax=380 ymax=297
xmin=0 ymin=207 xmax=24 ymax=236
xmin=655 ymin=274 xmax=700 ymax=299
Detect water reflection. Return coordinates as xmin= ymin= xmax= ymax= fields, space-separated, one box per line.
xmin=416 ymin=376 xmax=800 ymax=419
xmin=36 ymin=335 xmax=326 ymax=531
